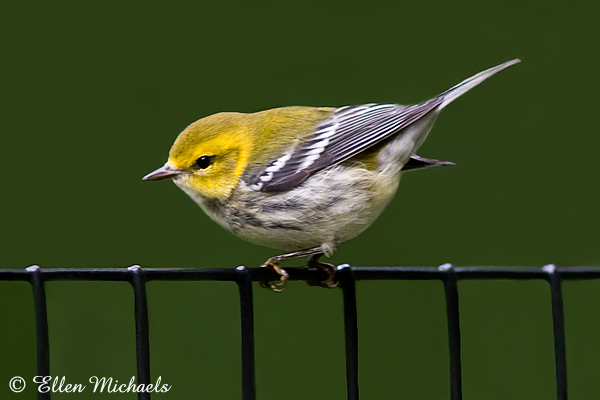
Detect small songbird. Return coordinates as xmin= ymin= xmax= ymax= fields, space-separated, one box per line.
xmin=143 ymin=59 xmax=520 ymax=291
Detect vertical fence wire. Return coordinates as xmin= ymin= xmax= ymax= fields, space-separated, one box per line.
xmin=544 ymin=265 xmax=567 ymax=400
xmin=339 ymin=264 xmax=359 ymax=400
xmin=128 ymin=265 xmax=151 ymax=400
xmin=26 ymin=265 xmax=51 ymax=400
xmin=440 ymin=264 xmax=463 ymax=400
xmin=236 ymin=266 xmax=256 ymax=400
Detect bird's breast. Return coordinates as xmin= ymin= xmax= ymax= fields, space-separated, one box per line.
xmin=193 ymin=163 xmax=401 ymax=252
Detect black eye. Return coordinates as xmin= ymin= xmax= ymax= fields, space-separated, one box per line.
xmin=194 ymin=155 xmax=214 ymax=170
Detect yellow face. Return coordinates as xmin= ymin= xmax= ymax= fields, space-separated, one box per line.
xmin=144 ymin=106 xmax=334 ymax=199
xmin=167 ymin=112 xmax=253 ymax=200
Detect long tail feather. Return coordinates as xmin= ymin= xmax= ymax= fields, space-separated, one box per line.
xmin=438 ymin=59 xmax=520 ymax=109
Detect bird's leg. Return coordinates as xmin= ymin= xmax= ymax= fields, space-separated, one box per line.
xmin=306 ymin=253 xmax=339 ymax=288
xmin=260 ymin=246 xmax=324 ymax=292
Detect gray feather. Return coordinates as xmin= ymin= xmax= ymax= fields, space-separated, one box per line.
xmin=249 ymin=59 xmax=520 ymax=192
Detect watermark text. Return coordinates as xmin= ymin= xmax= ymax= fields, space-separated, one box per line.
xmin=9 ymin=376 xmax=171 ymax=394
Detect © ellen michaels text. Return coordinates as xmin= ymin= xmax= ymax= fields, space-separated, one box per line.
xmin=34 ymin=376 xmax=171 ymax=394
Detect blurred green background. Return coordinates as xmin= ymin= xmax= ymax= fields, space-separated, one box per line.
xmin=1 ymin=0 xmax=599 ymax=399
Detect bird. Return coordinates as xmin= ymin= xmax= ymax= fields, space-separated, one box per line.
xmin=143 ymin=59 xmax=520 ymax=291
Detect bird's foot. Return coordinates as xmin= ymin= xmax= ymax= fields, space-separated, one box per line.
xmin=307 ymin=255 xmax=338 ymax=288
xmin=259 ymin=259 xmax=289 ymax=292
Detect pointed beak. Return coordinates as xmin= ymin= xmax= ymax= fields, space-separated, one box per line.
xmin=142 ymin=164 xmax=185 ymax=181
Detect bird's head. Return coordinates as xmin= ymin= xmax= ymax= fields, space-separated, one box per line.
xmin=143 ymin=112 xmax=253 ymax=201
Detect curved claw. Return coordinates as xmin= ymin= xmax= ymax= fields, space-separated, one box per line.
xmin=307 ymin=257 xmax=339 ymax=289
xmin=259 ymin=261 xmax=289 ymax=292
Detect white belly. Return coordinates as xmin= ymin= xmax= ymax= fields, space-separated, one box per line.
xmin=183 ymin=163 xmax=401 ymax=255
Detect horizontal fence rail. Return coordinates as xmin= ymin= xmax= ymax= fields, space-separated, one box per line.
xmin=2 ymin=264 xmax=600 ymax=400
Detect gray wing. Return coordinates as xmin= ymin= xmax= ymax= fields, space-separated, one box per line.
xmin=247 ymin=59 xmax=520 ymax=192
xmin=248 ymin=99 xmax=442 ymax=192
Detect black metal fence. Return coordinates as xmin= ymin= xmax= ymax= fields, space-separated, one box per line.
xmin=2 ymin=264 xmax=598 ymax=400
